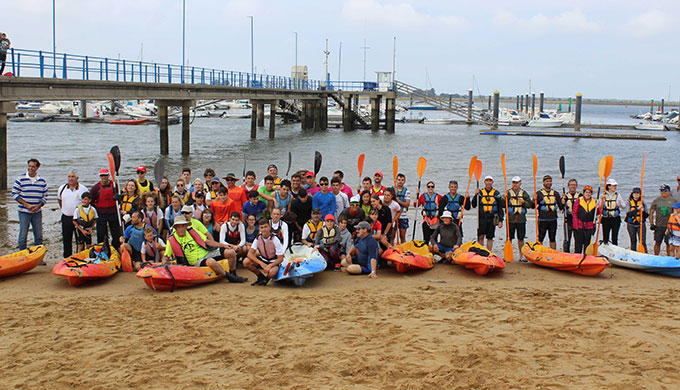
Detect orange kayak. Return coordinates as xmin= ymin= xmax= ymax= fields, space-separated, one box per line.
xmin=136 ymin=260 xmax=229 ymax=291
xmin=521 ymin=242 xmax=610 ymax=276
xmin=452 ymin=241 xmax=505 ymax=275
xmin=382 ymin=240 xmax=434 ymax=273
xmin=52 ymin=244 xmax=121 ymax=286
xmin=0 ymin=245 xmax=47 ymax=277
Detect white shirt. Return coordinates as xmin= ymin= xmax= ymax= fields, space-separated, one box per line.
xmin=219 ymin=222 xmax=246 ymax=247
xmin=386 ymin=200 xmax=401 ymax=221
xmin=58 ymin=183 xmax=88 ymax=216
xmin=334 ymin=192 xmax=349 ymax=220
xmin=251 ymin=235 xmax=285 ymax=256
xmin=270 ymin=220 xmax=289 ymax=249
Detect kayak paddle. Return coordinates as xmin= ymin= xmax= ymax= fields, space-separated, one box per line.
xmin=589 ymin=155 xmax=613 ymax=256
xmin=638 ymin=153 xmax=646 ymax=253
xmin=559 ymin=156 xmax=567 ymax=251
xmin=357 ymin=154 xmax=365 ymax=179
xmin=586 ymin=157 xmax=606 ymax=255
xmin=242 ymin=153 xmax=246 ymax=181
xmin=474 ymin=160 xmax=483 ymax=239
xmin=314 ymin=151 xmax=322 ymax=176
xmin=393 ymin=156 xmax=400 ymax=244
xmin=153 ymin=158 xmax=165 ymax=189
xmin=458 ymin=156 xmax=477 ymax=227
xmin=411 ymin=157 xmax=427 ymax=241
xmin=501 ymin=153 xmax=513 ymax=263
xmin=107 ymin=146 xmax=123 ymax=231
xmin=286 ymin=151 xmax=292 ymax=179
xmin=532 ymin=154 xmax=539 ymax=242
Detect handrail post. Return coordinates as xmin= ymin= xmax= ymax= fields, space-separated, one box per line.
xmin=39 ymin=50 xmax=44 ymax=78
xmin=99 ymin=60 xmax=103 ymax=80
xmin=10 ymin=48 xmax=15 ymax=75
xmin=144 ymin=65 xmax=147 ymax=82
xmin=191 ymin=67 xmax=195 ymax=84
xmin=181 ymin=65 xmax=184 ymax=84
xmin=85 ymin=56 xmax=89 ymax=80
xmin=63 ymin=54 xmax=67 ymax=79
xmin=139 ymin=61 xmax=142 ymax=82
xmin=168 ymin=64 xmax=171 ymax=83
xmin=105 ymin=58 xmax=108 ymax=81
xmin=16 ymin=53 xmax=21 ymax=77
xmin=201 ymin=68 xmax=204 ymax=84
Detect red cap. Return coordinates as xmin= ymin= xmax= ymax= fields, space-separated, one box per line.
xmin=324 ymin=214 xmax=335 ymax=221
xmin=374 ymin=171 xmax=383 ymax=177
xmin=98 ymin=168 xmax=110 ymax=175
xmin=136 ymin=165 xmax=146 ymax=173
xmin=305 ymin=171 xmax=315 ymax=178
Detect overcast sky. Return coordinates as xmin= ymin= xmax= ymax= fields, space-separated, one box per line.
xmin=4 ymin=0 xmax=679 ymax=99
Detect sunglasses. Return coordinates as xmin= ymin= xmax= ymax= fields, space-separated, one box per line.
xmin=320 ymin=183 xmax=328 ymax=186
xmin=137 ymin=171 xmax=145 ymax=174
xmin=661 ymin=189 xmax=669 ymax=192
xmin=427 ymin=185 xmax=435 ymax=188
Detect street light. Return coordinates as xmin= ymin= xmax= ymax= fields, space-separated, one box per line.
xmin=248 ymin=16 xmax=254 ymax=86
xmin=52 ymin=0 xmax=56 ymax=77
xmin=294 ymin=32 xmax=297 ymax=79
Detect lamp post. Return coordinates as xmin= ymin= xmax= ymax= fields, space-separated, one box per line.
xmin=52 ymin=0 xmax=56 ymax=78
xmin=248 ymin=16 xmax=254 ymax=86
xmin=182 ymin=0 xmax=186 ymax=83
xmin=294 ymin=31 xmax=297 ymax=88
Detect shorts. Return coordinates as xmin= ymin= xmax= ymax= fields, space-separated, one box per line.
xmin=130 ymin=246 xmax=142 ymax=263
xmin=538 ymin=220 xmax=558 ymax=243
xmin=654 ymin=227 xmax=670 ymax=244
xmin=508 ymin=222 xmax=526 ymax=240
xmin=75 ymin=228 xmax=92 ymax=245
xmin=436 ymin=242 xmax=455 ymax=254
xmin=669 ymin=235 xmax=680 ymax=246
xmin=478 ymin=216 xmax=497 ymax=239
xmin=398 ymin=219 xmax=409 ymax=229
xmin=351 ymin=256 xmax=372 ymax=273
xmin=193 ymin=249 xmax=223 ymax=267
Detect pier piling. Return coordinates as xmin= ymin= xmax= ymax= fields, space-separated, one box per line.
xmin=79 ymin=100 xmax=87 ymax=119
xmin=539 ymin=92 xmax=544 ymax=113
xmin=492 ymin=90 xmax=500 ymax=130
xmin=159 ymin=105 xmax=169 ymax=154
xmin=181 ymin=106 xmax=190 ymax=156
xmin=467 ymin=89 xmax=473 ymax=124
xmin=525 ymin=94 xmax=529 ymax=114
xmin=516 ymin=95 xmax=519 ymax=111
xmin=531 ymin=93 xmax=535 ymax=118
xmin=661 ymin=98 xmax=665 ymax=113
xmin=575 ymin=93 xmax=582 ymax=131
xmin=320 ymin=98 xmax=328 ymax=131
xmin=257 ymin=103 xmax=265 ymax=127
xmin=371 ymin=96 xmax=381 ymax=132
xmin=269 ymin=100 xmax=276 ymax=139
xmin=251 ymin=104 xmax=257 ymax=138
xmin=385 ymin=97 xmax=395 ymax=133
xmin=0 ymin=103 xmax=10 ymax=190
xmin=314 ymin=100 xmax=322 ymax=131
xmin=343 ymin=95 xmax=354 ymax=131
xmin=520 ymin=95 xmax=524 ymax=112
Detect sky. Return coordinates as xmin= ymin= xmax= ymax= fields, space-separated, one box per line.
xmin=3 ymin=0 xmax=680 ymax=99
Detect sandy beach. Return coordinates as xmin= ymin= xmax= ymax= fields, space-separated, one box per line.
xmin=1 ymin=250 xmax=679 ymax=390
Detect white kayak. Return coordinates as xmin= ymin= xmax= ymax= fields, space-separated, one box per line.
xmin=274 ymin=244 xmax=327 ymax=286
xmin=598 ymin=243 xmax=680 ymax=277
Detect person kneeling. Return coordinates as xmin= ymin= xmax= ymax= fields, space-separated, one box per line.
xmin=244 ymin=218 xmax=285 ymax=286
xmin=341 ymin=221 xmax=378 ymax=279
xmin=314 ymin=214 xmax=342 ymax=270
xmin=162 ymin=216 xmax=245 ymax=283
xmin=429 ymin=211 xmax=462 ymax=263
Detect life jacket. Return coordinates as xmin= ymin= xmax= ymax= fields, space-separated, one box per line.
xmin=626 ymin=199 xmax=644 ymax=225
xmin=396 ymin=187 xmax=408 ymax=212
xmin=480 ymin=188 xmax=499 ymax=214
xmin=192 ymin=204 xmax=205 ymax=220
xmin=271 ymin=221 xmax=285 ymax=242
xmin=143 ymin=239 xmax=157 ymax=259
xmin=210 ymin=190 xmax=218 ymax=200
xmin=444 ymin=193 xmax=462 ymax=219
xmin=507 ymin=189 xmax=527 ymax=215
xmin=142 ymin=208 xmax=160 ymax=231
xmin=603 ymin=192 xmax=621 ymax=218
xmin=275 ymin=191 xmax=291 ymax=212
xmin=668 ymin=215 xmax=680 ymax=234
xmin=75 ymin=205 xmax=96 ymax=228
xmin=136 ymin=179 xmax=152 ymax=194
xmin=577 ymin=198 xmax=597 ymax=222
xmin=321 ymin=225 xmax=338 ymax=245
xmin=256 ymin=234 xmax=278 ymax=260
xmin=423 ymin=193 xmax=439 ymax=218
xmin=305 ymin=220 xmax=322 ymax=241
xmin=94 ymin=182 xmax=116 ymax=209
xmin=121 ymin=194 xmax=138 ymax=213
xmin=272 ymin=177 xmax=281 ymax=190
xmin=174 ymin=189 xmax=190 ymax=204
xmin=564 ymin=192 xmax=582 ymax=216
xmin=370 ymin=186 xmax=385 ymax=196
xmin=225 ymin=223 xmax=241 ymax=245
xmin=538 ymin=189 xmax=557 ymax=212
xmin=167 ymin=227 xmax=208 ymax=265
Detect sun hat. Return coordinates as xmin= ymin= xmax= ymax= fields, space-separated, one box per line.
xmin=181 ymin=205 xmax=193 ymax=213
xmin=484 ymin=175 xmax=493 ymax=181
xmin=441 ymin=211 xmax=453 ymax=219
xmin=606 ymin=178 xmax=618 ymax=186
xmin=173 ymin=215 xmax=191 ymax=227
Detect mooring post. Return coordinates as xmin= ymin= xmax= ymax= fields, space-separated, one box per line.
xmin=661 ymin=98 xmax=665 ymax=113
xmin=525 ymin=94 xmax=529 ymax=114
xmin=385 ymin=97 xmax=395 ymax=133
xmin=516 ymin=95 xmax=519 ymax=111
xmin=181 ymin=105 xmax=190 ymax=156
xmin=520 ymin=95 xmax=524 ymax=112
xmin=467 ymin=89 xmax=473 ymax=124
xmin=371 ymin=96 xmax=381 ymax=132
xmin=343 ymin=94 xmax=354 ymax=131
xmin=159 ymin=105 xmax=169 ymax=155
xmin=575 ymin=93 xmax=582 ymax=131
xmin=257 ymin=103 xmax=265 ymax=127
xmin=269 ymin=100 xmax=276 ymax=139
xmin=320 ymin=97 xmax=328 ymax=131
xmin=487 ymin=95 xmax=491 ymax=111
xmin=251 ymin=104 xmax=257 ymax=138
xmin=492 ymin=90 xmax=500 ymax=130
xmin=531 ymin=93 xmax=536 ymax=118
xmin=539 ymin=91 xmax=544 ymax=113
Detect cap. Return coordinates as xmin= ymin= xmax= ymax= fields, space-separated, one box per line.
xmin=267 ymin=164 xmax=278 ymax=171
xmin=606 ymin=178 xmax=618 ymax=186
xmin=660 ymin=184 xmax=671 ymax=191
xmin=350 ymin=195 xmax=360 ymax=204
xmin=195 ymin=191 xmax=205 ymax=198
xmin=98 ymin=168 xmax=109 ymax=176
xmin=441 ymin=210 xmax=453 ymax=219
xmin=542 ymin=175 xmax=552 ymax=181
xmin=673 ymin=202 xmax=680 ymax=209
xmin=583 ymin=185 xmax=593 ymax=193
xmin=324 ymin=214 xmax=335 ymax=221
xmin=374 ymin=171 xmax=383 ymax=177
xmin=211 ymin=177 xmax=221 ymax=183
xmin=511 ymin=176 xmax=522 ymax=182
xmin=172 ymin=215 xmax=191 ymax=226
xmin=311 ymin=208 xmax=322 ymax=214
xmin=632 ymin=187 xmax=641 ymax=193
xmin=484 ymin=175 xmax=493 ymax=181
xmin=356 ymin=221 xmax=371 ymax=230
xmin=136 ymin=165 xmax=146 ymax=173
xmin=223 ymin=173 xmax=238 ymax=181
xmin=305 ymin=171 xmax=314 ymax=178
xmin=181 ymin=205 xmax=193 ymax=213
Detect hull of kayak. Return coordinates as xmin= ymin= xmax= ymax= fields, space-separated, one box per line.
xmin=136 ymin=260 xmax=229 ymax=291
xmin=0 ymin=245 xmax=47 ymax=277
xmin=275 ymin=245 xmax=327 ymax=286
xmin=382 ymin=240 xmax=434 ymax=273
xmin=111 ymin=118 xmax=149 ymax=125
xmin=452 ymin=241 xmax=505 ymax=275
xmin=52 ymin=244 xmax=121 ymax=286
xmin=521 ymin=242 xmax=610 ymax=276
xmin=599 ymin=243 xmax=680 ymax=277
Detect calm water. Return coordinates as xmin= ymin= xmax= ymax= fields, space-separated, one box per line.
xmin=2 ymin=104 xmax=678 ymax=252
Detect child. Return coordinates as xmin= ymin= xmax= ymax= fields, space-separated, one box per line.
xmin=314 ymin=214 xmax=341 ymax=269
xmin=665 ymin=202 xmax=680 ymax=258
xmin=140 ymin=226 xmax=166 ymax=266
xmin=367 ymin=207 xmax=391 ymax=255
xmin=301 ymin=208 xmax=323 ymax=247
xmin=192 ymin=191 xmax=207 ymax=219
xmin=258 ymin=175 xmax=276 ymax=215
xmin=336 ymin=215 xmax=354 ymax=266
xmin=242 ymin=190 xmax=267 ymax=221
xmin=624 ymin=188 xmax=648 ymax=252
xmin=220 ymin=211 xmax=247 ymax=259
xmin=210 ymin=188 xmax=237 ymax=226
xmin=140 ymin=192 xmax=164 ymax=239
xmin=244 ymin=213 xmax=259 ymax=253
xmin=73 ymin=192 xmax=98 ymax=252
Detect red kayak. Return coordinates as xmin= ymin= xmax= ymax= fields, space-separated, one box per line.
xmin=382 ymin=240 xmax=434 ymax=273
xmin=111 ymin=118 xmax=149 ymax=125
xmin=451 ymin=241 xmax=505 ymax=275
xmin=136 ymin=260 xmax=230 ymax=291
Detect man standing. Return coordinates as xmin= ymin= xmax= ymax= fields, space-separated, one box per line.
xmin=330 ymin=177 xmax=349 ymax=220
xmin=57 ymin=170 xmax=88 ymax=258
xmin=12 ymin=159 xmax=48 ymax=251
xmin=135 ymin=165 xmax=154 ymax=194
xmin=504 ymin=177 xmax=533 ymax=260
xmin=394 ymin=173 xmax=412 ymax=244
xmin=534 ymin=175 xmax=563 ymax=249
xmin=333 ymin=170 xmax=355 ymax=199
xmin=305 ymin=172 xmax=320 ymax=196
xmin=437 ymin=180 xmax=469 ymax=231
xmin=561 ymin=179 xmax=581 ymax=252
xmin=90 ymin=168 xmax=122 ymax=245
xmin=371 ymin=171 xmax=386 ymax=196
xmin=312 ymin=177 xmax=336 ymax=218
xmin=650 ymin=184 xmax=678 ymax=256
xmin=0 ymin=32 xmax=10 ymax=75
xmin=290 ymin=173 xmax=303 ymax=199
xmin=471 ymin=176 xmax=503 ymax=250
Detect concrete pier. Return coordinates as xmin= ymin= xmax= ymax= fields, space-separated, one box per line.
xmin=492 ymin=90 xmax=500 ymax=130
xmin=269 ymin=100 xmax=276 ymax=139
xmin=575 ymin=93 xmax=583 ymax=131
xmin=385 ymin=98 xmax=395 ymax=133
xmin=182 ymin=106 xmax=190 ymax=156
xmin=539 ymin=92 xmax=544 ymax=113
xmin=371 ymin=96 xmax=381 ymax=132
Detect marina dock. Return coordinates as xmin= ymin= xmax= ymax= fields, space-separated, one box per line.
xmin=480 ymin=128 xmax=666 ymax=140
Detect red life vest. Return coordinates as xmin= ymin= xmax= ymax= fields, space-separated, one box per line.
xmin=256 ymin=234 xmax=278 ymax=261
xmin=167 ymin=227 xmax=208 ymax=265
xmin=95 ymin=182 xmax=116 ymax=209
xmin=142 ymin=208 xmax=159 ymax=231
xmin=225 ymin=223 xmax=241 ymax=245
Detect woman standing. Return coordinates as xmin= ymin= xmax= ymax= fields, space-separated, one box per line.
xmin=120 ymin=179 xmax=140 ymax=226
xmin=624 ymin=188 xmax=648 ymax=252
xmin=157 ymin=177 xmax=172 ymax=211
xmin=572 ymin=186 xmax=597 ymax=254
xmin=599 ymin=179 xmax=626 ymax=245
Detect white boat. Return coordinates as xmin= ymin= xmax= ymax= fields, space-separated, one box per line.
xmin=527 ymin=113 xmax=563 ymax=128
xmin=634 ymin=121 xmax=666 ymax=131
xmin=422 ymin=118 xmax=454 ymax=125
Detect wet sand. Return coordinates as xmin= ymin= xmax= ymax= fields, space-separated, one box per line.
xmin=2 ymin=254 xmax=679 ymax=389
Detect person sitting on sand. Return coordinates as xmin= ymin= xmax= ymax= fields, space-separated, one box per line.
xmin=243 ymin=219 xmax=285 ymax=286
xmin=314 ymin=214 xmax=341 ymax=269
xmin=120 ymin=211 xmax=156 ymax=270
xmin=429 ymin=211 xmax=462 ymax=263
xmin=301 ymin=208 xmax=323 ymax=247
xmin=341 ymin=221 xmax=378 ymax=279
xmin=336 ymin=215 xmax=354 ymax=267
xmin=140 ymin=226 xmax=165 ymax=264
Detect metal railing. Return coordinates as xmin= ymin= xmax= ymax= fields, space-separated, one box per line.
xmin=324 ymin=81 xmax=395 ymax=92
xmin=3 ymin=48 xmax=323 ymax=91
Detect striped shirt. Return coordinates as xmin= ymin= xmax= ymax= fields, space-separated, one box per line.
xmin=11 ymin=172 xmax=48 ymax=214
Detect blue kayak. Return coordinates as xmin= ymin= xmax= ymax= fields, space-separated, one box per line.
xmin=599 ymin=243 xmax=680 ymax=277
xmin=274 ymin=244 xmax=327 ymax=286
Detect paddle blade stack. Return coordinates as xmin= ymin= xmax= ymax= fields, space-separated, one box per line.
xmin=501 ymin=153 xmax=513 ymax=263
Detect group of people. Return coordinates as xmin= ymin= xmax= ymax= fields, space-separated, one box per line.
xmin=10 ymin=158 xmax=680 ymax=282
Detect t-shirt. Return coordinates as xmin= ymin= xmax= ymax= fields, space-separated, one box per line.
xmin=354 ymin=235 xmax=379 ymax=270
xmin=258 ymin=186 xmax=274 ymax=203
xmin=242 ymin=200 xmax=267 ymax=220
xmin=125 ymin=224 xmax=157 ymax=252
xmin=58 ymin=183 xmax=88 ymax=216
xmin=0 ymin=38 xmax=10 ymax=53
xmin=210 ymin=198 xmax=238 ymax=225
xmin=333 ymin=192 xmax=350 ymax=220
xmin=312 ymin=191 xmax=336 ymax=218
xmin=306 ymin=184 xmax=321 ymax=196
xmin=385 ymin=200 xmax=401 ymax=221
xmin=376 ymin=206 xmax=392 ymax=233
xmin=291 ymin=198 xmax=313 ymax=226
xmin=339 ymin=183 xmax=354 ymax=199
xmin=650 ymin=196 xmax=678 ymax=227
xmin=164 ymin=229 xmax=210 ymax=265
xmin=252 ymin=235 xmax=285 ymax=256
xmin=339 ymin=208 xmax=365 ymax=233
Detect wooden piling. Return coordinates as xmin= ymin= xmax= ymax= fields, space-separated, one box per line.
xmin=539 ymin=91 xmax=544 ymax=113
xmin=487 ymin=96 xmax=491 ymax=110
xmin=520 ymin=95 xmax=524 ymax=112
xmin=531 ymin=93 xmax=536 ymax=118
xmin=80 ymin=100 xmax=87 ymax=118
xmin=575 ymin=93 xmax=582 ymax=131
xmin=257 ymin=103 xmax=265 ymax=127
xmin=467 ymin=89 xmax=473 ymax=124
xmin=516 ymin=95 xmax=520 ymax=111
xmin=385 ymin=97 xmax=396 ymax=133
xmin=525 ymin=94 xmax=529 ymax=114
xmin=269 ymin=100 xmax=276 ymax=139
xmin=492 ymin=90 xmax=500 ymax=130
xmin=320 ymin=98 xmax=328 ymax=131
xmin=661 ymin=98 xmax=665 ymax=113
xmin=251 ymin=104 xmax=257 ymax=138
xmin=343 ymin=94 xmax=354 ymax=131
xmin=159 ymin=105 xmax=169 ymax=155
xmin=181 ymin=106 xmax=190 ymax=156
xmin=314 ymin=100 xmax=322 ymax=131
xmin=371 ymin=96 xmax=381 ymax=132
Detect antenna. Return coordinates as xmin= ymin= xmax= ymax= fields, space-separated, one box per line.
xmin=361 ymin=39 xmax=370 ymax=82
xmin=338 ymin=42 xmax=342 ymax=81
xmin=323 ymin=38 xmax=330 ymax=83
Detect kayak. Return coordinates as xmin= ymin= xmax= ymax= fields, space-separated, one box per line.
xmin=274 ymin=244 xmax=327 ymax=286
xmin=111 ymin=118 xmax=149 ymax=125
xmin=451 ymin=241 xmax=505 ymax=275
xmin=0 ymin=245 xmax=47 ymax=277
xmin=136 ymin=260 xmax=229 ymax=291
xmin=521 ymin=242 xmax=610 ymax=276
xmin=52 ymin=244 xmax=121 ymax=286
xmin=382 ymin=240 xmax=434 ymax=273
xmin=599 ymin=243 xmax=680 ymax=277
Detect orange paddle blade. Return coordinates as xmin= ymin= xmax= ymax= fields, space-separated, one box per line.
xmin=597 ymin=157 xmax=606 ymax=181
xmin=417 ymin=157 xmax=427 ymax=179
xmin=474 ymin=160 xmax=483 ymax=183
xmin=604 ymin=155 xmax=613 ymax=178
xmin=357 ymin=154 xmax=365 ymax=178
xmin=532 ymin=154 xmax=538 ymax=176
xmin=638 ymin=152 xmax=646 ymax=253
xmin=107 ymin=153 xmax=117 ymax=182
xmin=504 ymin=239 xmax=514 ymax=263
xmin=392 ymin=156 xmax=398 ymax=186
xmin=468 ymin=156 xmax=478 ymax=178
xmin=501 ymin=153 xmax=507 ymax=181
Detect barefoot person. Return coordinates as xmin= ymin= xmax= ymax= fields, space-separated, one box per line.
xmin=244 ymin=219 xmax=285 ymax=286
xmin=471 ymin=176 xmax=504 ymax=250
xmin=429 ymin=211 xmax=462 ymax=262
xmin=341 ymin=221 xmax=379 ymax=279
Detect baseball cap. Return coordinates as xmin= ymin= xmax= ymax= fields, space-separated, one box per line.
xmin=484 ymin=175 xmax=493 ymax=181
xmin=632 ymin=187 xmax=641 ymax=194
xmin=511 ymin=176 xmax=522 ymax=182
xmin=325 ymin=214 xmax=335 ymax=221
xmin=211 ymin=177 xmax=221 ymax=183
xmin=267 ymin=164 xmax=278 ymax=171
xmin=356 ymin=221 xmax=371 ymax=230
xmin=136 ymin=165 xmax=146 ymax=173
xmin=350 ymin=195 xmax=360 ymax=204
xmin=172 ymin=215 xmax=191 ymax=227
xmin=195 ymin=191 xmax=205 ymax=198
xmin=374 ymin=171 xmax=383 ymax=177
xmin=673 ymin=202 xmax=680 ymax=209
xmin=181 ymin=205 xmax=193 ymax=213
xmin=660 ymin=184 xmax=671 ymax=191
xmin=98 ymin=168 xmax=109 ymax=176
xmin=305 ymin=171 xmax=314 ymax=178
xmin=441 ymin=210 xmax=453 ymax=219
xmin=606 ymin=178 xmax=618 ymax=186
